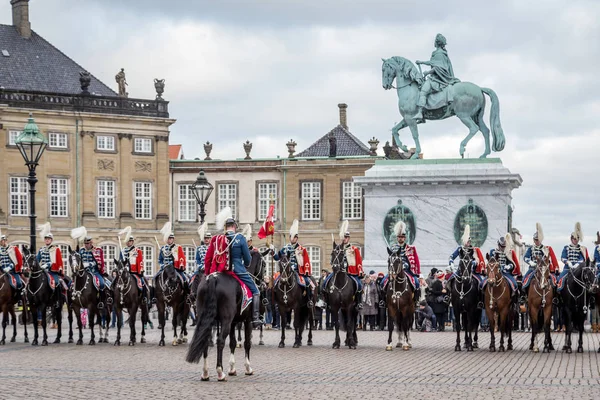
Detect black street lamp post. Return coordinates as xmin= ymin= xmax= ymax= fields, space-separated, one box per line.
xmin=15 ymin=113 xmax=47 ymax=253
xmin=190 ymin=169 xmax=214 ymax=225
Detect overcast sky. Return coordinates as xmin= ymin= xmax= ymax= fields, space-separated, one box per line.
xmin=2 ymin=0 xmax=599 ymax=254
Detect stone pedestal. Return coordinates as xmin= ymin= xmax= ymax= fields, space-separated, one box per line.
xmin=353 ymin=158 xmax=522 ymax=274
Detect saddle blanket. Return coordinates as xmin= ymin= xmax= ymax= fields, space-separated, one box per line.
xmin=381 ymin=273 xmax=417 ymax=291
xmin=523 ymin=271 xmax=557 ymax=289
xmin=133 ymin=275 xmax=144 ymax=291
xmin=5 ymin=273 xmax=23 ymax=290
xmin=92 ymin=273 xmax=109 ymax=291
xmin=323 ymin=273 xmax=361 ymax=292
xmin=219 ymin=271 xmax=252 ymax=313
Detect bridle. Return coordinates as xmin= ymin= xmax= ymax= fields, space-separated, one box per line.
xmin=327 ymin=245 xmax=349 ymax=294
xmin=115 ymin=261 xmax=133 ymax=305
xmin=565 ymin=262 xmax=594 ymax=309
xmin=486 ymin=257 xmax=507 ymax=309
xmin=388 ymin=251 xmax=409 ymax=302
xmin=26 ymin=254 xmax=47 ymax=297
xmin=531 ymin=255 xmax=551 ymax=306
xmin=276 ymin=255 xmax=296 ymax=305
xmin=158 ymin=264 xmax=179 ymax=303
xmin=453 ymin=252 xmax=474 ymax=301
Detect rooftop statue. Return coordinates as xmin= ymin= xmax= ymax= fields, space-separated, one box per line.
xmin=382 ymin=34 xmax=505 ymax=159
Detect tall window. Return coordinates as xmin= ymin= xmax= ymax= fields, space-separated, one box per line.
xmin=97 ymin=180 xmax=115 ymax=218
xmin=307 ymin=246 xmax=321 ymax=278
xmin=134 ymin=182 xmax=152 ymax=219
xmin=48 ymin=133 xmax=68 ymax=149
xmin=9 ymin=177 xmax=28 ymax=216
xmin=258 ymin=182 xmax=277 ymax=221
xmin=134 ymin=138 xmax=152 ymax=153
xmin=342 ymin=181 xmax=362 ymax=219
xmin=259 ymin=246 xmax=274 ymax=278
xmin=218 ymin=183 xmax=237 ymax=219
xmin=97 ymin=135 xmax=115 ymax=151
xmin=8 ymin=130 xmax=21 ymax=146
xmin=140 ymin=246 xmax=154 ymax=276
xmin=50 ymin=178 xmax=68 ymax=217
xmin=101 ymin=245 xmax=117 ymax=275
xmin=58 ymin=244 xmax=70 ymax=275
xmin=178 ymin=185 xmax=196 ymax=221
xmin=183 ymin=246 xmax=196 ymax=274
xmin=301 ymin=182 xmax=321 ymax=220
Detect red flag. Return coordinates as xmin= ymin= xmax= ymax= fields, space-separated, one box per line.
xmin=257 ymin=204 xmax=275 ymax=239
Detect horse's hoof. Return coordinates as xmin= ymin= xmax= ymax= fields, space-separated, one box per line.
xmin=533 ymin=348 xmax=539 ymax=353
xmin=548 ymin=344 xmax=555 ymax=351
xmin=182 ymin=337 xmax=188 ymax=343
xmin=10 ymin=337 xmax=16 ymax=343
xmin=129 ymin=341 xmax=135 ymax=346
xmin=259 ymin=341 xmax=264 ymax=346
xmin=472 ymin=342 xmax=478 ymax=349
xmin=76 ymin=340 xmax=83 ymax=346
xmin=529 ymin=343 xmax=534 ymax=350
xmin=507 ymin=344 xmax=513 ymax=351
xmin=140 ymin=337 xmax=146 ymax=344
xmin=455 ymin=345 xmax=461 ymax=352
xmin=42 ymin=340 xmax=48 ymax=346
xmin=159 ymin=340 xmax=165 ymax=347
xmin=245 ymin=370 xmax=254 ymax=376
xmin=172 ymin=339 xmax=178 ymax=346
xmin=89 ymin=340 xmax=95 ymax=346
xmin=350 ymin=345 xmax=357 ymax=350
xmin=24 ymin=338 xmax=29 ymax=343
xmin=396 ymin=343 xmax=402 ymax=348
xmin=467 ymin=346 xmax=474 ymax=352
xmin=278 ymin=342 xmax=285 ymax=348
xmin=201 ymin=376 xmax=210 ymax=381
xmin=499 ymin=346 xmax=505 ymax=352
xmin=31 ymin=340 xmax=38 ymax=346
xmin=402 ymin=345 xmax=410 ymax=351
xmin=332 ymin=343 xmax=340 ymax=349
xmin=0 ymin=340 xmax=5 ymax=346
xmin=307 ymin=340 xmax=313 ymax=346
xmin=542 ymin=348 xmax=548 ymax=353
xmin=577 ymin=347 xmax=583 ymax=353
xmin=208 ymin=341 xmax=214 ymax=347
xmin=177 ymin=338 xmax=183 ymax=344
xmin=292 ymin=343 xmax=300 ymax=348
xmin=597 ymin=347 xmax=600 ymax=353
xmin=566 ymin=348 xmax=572 ymax=354
xmin=562 ymin=345 xmax=568 ymax=350
xmin=236 ymin=343 xmax=242 ymax=348
xmin=385 ymin=345 xmax=393 ymax=351
xmin=68 ymin=338 xmax=73 ymax=344
xmin=53 ymin=338 xmax=60 ymax=344
xmin=489 ymin=346 xmax=496 ymax=353
xmin=228 ymin=370 xmax=237 ymax=376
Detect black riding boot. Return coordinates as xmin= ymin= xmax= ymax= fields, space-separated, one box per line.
xmin=252 ymin=294 xmax=263 ymax=328
xmin=477 ymin=290 xmax=484 ymax=310
xmin=519 ymin=284 xmax=527 ymax=305
xmin=306 ymin=279 xmax=314 ymax=308
xmin=98 ymin=289 xmax=106 ymax=310
xmin=355 ymin=290 xmax=363 ymax=311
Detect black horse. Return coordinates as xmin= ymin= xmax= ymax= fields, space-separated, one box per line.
xmin=68 ymin=247 xmax=111 ymax=345
xmin=273 ymin=253 xmax=314 ymax=348
xmin=449 ymin=249 xmax=481 ymax=352
xmin=322 ymin=240 xmax=358 ymax=349
xmin=112 ymin=258 xmax=149 ymax=346
xmin=235 ymin=251 xmax=268 ymax=347
xmin=186 ymin=269 xmax=255 ymax=381
xmin=154 ymin=263 xmax=190 ymax=347
xmin=23 ymin=247 xmax=66 ymax=345
xmin=560 ymin=260 xmax=595 ymax=353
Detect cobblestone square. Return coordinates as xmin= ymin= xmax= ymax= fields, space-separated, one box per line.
xmin=2 ymin=318 xmax=599 ymax=400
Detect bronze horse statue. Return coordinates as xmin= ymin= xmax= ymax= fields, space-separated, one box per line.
xmin=273 ymin=252 xmax=314 ymax=348
xmin=186 ymin=270 xmax=255 ymax=381
xmin=322 ymin=239 xmax=358 ymax=349
xmin=385 ymin=247 xmax=415 ymax=351
xmin=112 ymin=258 xmax=149 ymax=346
xmin=527 ymin=254 xmax=554 ymax=353
xmin=484 ymin=255 xmax=513 ymax=352
xmin=449 ymin=249 xmax=481 ymax=352
xmin=68 ymin=247 xmax=111 ymax=345
xmin=153 ymin=263 xmax=190 ymax=347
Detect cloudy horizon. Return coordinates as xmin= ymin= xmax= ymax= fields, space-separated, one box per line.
xmin=1 ymin=0 xmax=598 ymax=255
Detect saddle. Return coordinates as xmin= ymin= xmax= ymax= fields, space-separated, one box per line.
xmin=381 ymin=273 xmax=416 ymax=291
xmin=5 ymin=273 xmax=23 ymax=291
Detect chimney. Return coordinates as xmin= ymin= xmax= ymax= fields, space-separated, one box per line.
xmin=338 ymin=103 xmax=348 ymax=129
xmin=11 ymin=0 xmax=31 ymax=39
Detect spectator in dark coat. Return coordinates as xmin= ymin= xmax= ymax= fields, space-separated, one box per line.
xmin=361 ymin=274 xmax=379 ymax=330
xmin=416 ymin=300 xmax=435 ymax=332
xmin=429 ymin=274 xmax=448 ymax=331
xmin=376 ymin=272 xmax=386 ymax=330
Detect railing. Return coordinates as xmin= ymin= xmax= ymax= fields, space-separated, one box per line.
xmin=0 ymin=89 xmax=169 ymax=118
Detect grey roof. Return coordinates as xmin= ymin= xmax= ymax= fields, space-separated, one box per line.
xmin=0 ymin=24 xmax=116 ymax=96
xmin=296 ymin=124 xmax=372 ymax=157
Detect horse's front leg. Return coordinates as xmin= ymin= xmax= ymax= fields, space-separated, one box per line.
xmin=386 ymin=307 xmax=394 ymax=351
xmin=10 ymin=307 xmax=17 ymax=343
xmin=307 ymin=307 xmax=313 ymax=346
xmin=31 ymin=306 xmax=39 ymax=346
xmin=41 ymin=306 xmax=48 ymax=346
xmin=407 ymin=122 xmax=421 ymax=159
xmin=292 ymin=307 xmax=302 ymax=348
xmin=54 ymin=304 xmax=62 ymax=344
xmin=0 ymin=308 xmax=6 ymax=345
xmin=278 ymin=308 xmax=286 ymax=348
xmin=228 ymin=323 xmax=237 ymax=376
xmin=114 ymin=306 xmax=122 ymax=346
xmin=332 ymin=306 xmax=340 ymax=349
xmin=21 ymin=301 xmax=29 ymax=343
xmin=391 ymin=119 xmax=409 ymax=152
xmin=577 ymin=319 xmax=585 ymax=353
xmin=454 ymin=311 xmax=462 ymax=351
xmin=88 ymin=308 xmax=96 ymax=345
xmin=172 ymin=303 xmax=179 ymax=346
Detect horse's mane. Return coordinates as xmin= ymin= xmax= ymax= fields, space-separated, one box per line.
xmin=387 ymin=56 xmax=421 ymax=83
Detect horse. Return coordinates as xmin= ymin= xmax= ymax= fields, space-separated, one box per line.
xmin=112 ymin=258 xmax=149 ymax=346
xmin=449 ymin=249 xmax=481 ymax=352
xmin=235 ymin=251 xmax=268 ymax=347
xmin=322 ymin=240 xmax=358 ymax=349
xmin=0 ymin=259 xmax=28 ymax=345
xmin=186 ymin=270 xmax=255 ymax=381
xmin=560 ymin=260 xmax=595 ymax=353
xmin=68 ymin=247 xmax=111 ymax=345
xmin=273 ymin=253 xmax=314 ymax=348
xmin=385 ymin=247 xmax=415 ymax=351
xmin=153 ymin=263 xmax=190 ymax=346
xmin=381 ymin=56 xmax=505 ymax=159
xmin=527 ymin=254 xmax=554 ymax=353
xmin=484 ymin=255 xmax=513 ymax=352
xmin=23 ymin=247 xmax=65 ymax=346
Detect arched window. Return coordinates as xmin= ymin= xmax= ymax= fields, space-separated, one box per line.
xmin=182 ymin=246 xmax=196 ymax=274
xmin=100 ymin=244 xmax=118 ymax=275
xmin=306 ymin=246 xmax=321 ymax=278
xmin=138 ymin=245 xmax=154 ymax=277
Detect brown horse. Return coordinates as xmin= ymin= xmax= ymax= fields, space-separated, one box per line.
xmin=385 ymin=247 xmax=414 ymax=351
xmin=527 ymin=255 xmax=554 ymax=353
xmin=0 ymin=268 xmax=28 ymax=345
xmin=484 ymin=255 xmax=513 ymax=352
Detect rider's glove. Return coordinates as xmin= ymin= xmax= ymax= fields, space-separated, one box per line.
xmin=3 ymin=267 xmax=10 ymax=273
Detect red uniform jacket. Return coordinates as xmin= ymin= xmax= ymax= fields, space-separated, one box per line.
xmin=128 ymin=247 xmax=144 ymax=274
xmin=205 ymin=235 xmax=229 ymax=274
xmin=474 ymin=247 xmax=486 ymax=274
xmin=547 ymin=247 xmax=559 ymax=273
xmin=507 ymin=249 xmax=521 ymax=276
xmin=49 ymin=246 xmax=64 ymax=274
xmin=345 ymin=245 xmax=363 ymax=276
xmin=92 ymin=247 xmax=105 ymax=275
xmin=406 ymin=245 xmax=420 ymax=275
xmin=172 ymin=244 xmax=186 ymax=271
xmin=8 ymin=246 xmax=24 ymax=273
xmin=295 ymin=245 xmax=312 ymax=276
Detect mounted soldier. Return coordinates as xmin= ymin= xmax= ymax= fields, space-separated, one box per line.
xmin=522 ymin=223 xmax=559 ymax=304
xmin=558 ymin=222 xmax=588 ymax=293
xmin=78 ymin=230 xmax=107 ymax=309
xmin=488 ymin=234 xmax=521 ymax=302
xmin=204 ymin=207 xmax=262 ymax=327
xmin=36 ymin=222 xmax=68 ymax=298
xmin=383 ymin=221 xmax=421 ymax=304
xmin=119 ymin=226 xmax=150 ymax=305
xmin=447 ymin=224 xmax=486 ymax=309
xmin=158 ymin=222 xmax=188 ymax=293
xmin=594 ymin=232 xmax=600 ymax=286
xmin=0 ymin=229 xmax=24 ymax=292
xmin=414 ymin=33 xmax=461 ymax=122
xmin=272 ymin=219 xmax=316 ymax=307
xmin=193 ymin=222 xmax=211 ymax=278
xmin=341 ymin=221 xmax=364 ymax=310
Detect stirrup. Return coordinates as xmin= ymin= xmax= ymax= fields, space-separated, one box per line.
xmin=307 ymin=300 xmax=314 ymax=308
xmin=552 ymin=297 xmax=559 ymax=305
xmin=477 ymin=301 xmax=484 ymax=310
xmin=356 ymin=302 xmax=363 ymax=310
xmin=97 ymin=302 xmax=105 ymax=310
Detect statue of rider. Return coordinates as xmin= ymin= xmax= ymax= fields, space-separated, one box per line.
xmin=447 ymin=225 xmax=486 ymax=309
xmin=522 ymin=223 xmax=559 ymax=305
xmin=79 ymin=234 xmax=107 ymax=309
xmin=0 ymin=231 xmax=24 ymax=292
xmin=272 ymin=219 xmax=316 ymax=308
xmin=414 ymin=33 xmax=460 ymax=122
xmin=488 ymin=235 xmax=521 ymax=303
xmin=36 ymin=223 xmax=68 ymax=299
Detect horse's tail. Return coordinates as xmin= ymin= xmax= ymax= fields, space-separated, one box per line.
xmin=185 ymin=276 xmax=217 ymax=364
xmin=481 ymin=87 xmax=505 ymax=152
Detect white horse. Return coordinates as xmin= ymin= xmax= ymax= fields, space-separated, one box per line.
xmin=382 ymin=56 xmax=505 ymax=159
